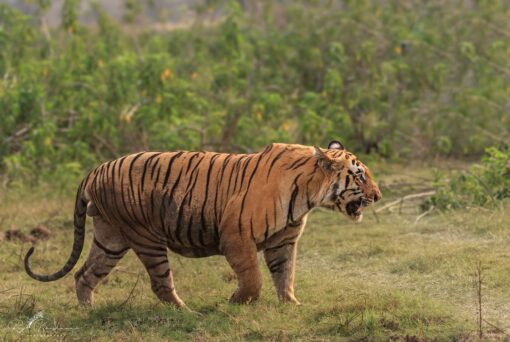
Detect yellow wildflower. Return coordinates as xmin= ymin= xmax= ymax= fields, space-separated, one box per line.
xmin=281 ymin=121 xmax=291 ymax=131
xmin=160 ymin=68 xmax=173 ymax=81
xmin=120 ymin=112 xmax=133 ymax=124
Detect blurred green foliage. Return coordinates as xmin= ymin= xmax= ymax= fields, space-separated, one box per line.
xmin=425 ymin=147 xmax=510 ymax=209
xmin=0 ymin=0 xmax=509 ymax=186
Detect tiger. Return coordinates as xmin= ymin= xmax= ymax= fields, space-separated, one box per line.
xmin=25 ymin=140 xmax=381 ymax=307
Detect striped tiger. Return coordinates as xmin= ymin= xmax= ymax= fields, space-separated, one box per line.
xmin=25 ymin=140 xmax=381 ymax=306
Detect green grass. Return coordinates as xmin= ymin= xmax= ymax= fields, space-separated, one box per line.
xmin=1 ymin=167 xmax=509 ymax=341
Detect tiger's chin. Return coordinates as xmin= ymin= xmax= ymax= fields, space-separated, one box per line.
xmin=328 ymin=201 xmax=364 ymax=222
xmin=347 ymin=212 xmax=363 ymax=222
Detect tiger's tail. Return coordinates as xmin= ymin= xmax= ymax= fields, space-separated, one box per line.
xmin=24 ymin=179 xmax=89 ymax=282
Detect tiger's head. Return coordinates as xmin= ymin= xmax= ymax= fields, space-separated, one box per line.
xmin=314 ymin=140 xmax=381 ymax=222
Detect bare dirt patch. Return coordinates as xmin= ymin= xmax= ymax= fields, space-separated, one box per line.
xmin=2 ymin=225 xmax=51 ymax=244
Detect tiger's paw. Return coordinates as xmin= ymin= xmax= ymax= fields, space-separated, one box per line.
xmin=229 ymin=289 xmax=260 ymax=304
xmin=279 ymin=294 xmax=301 ymax=305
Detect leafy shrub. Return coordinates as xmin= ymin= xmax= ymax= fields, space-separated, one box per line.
xmin=425 ymin=146 xmax=510 ymax=210
xmin=0 ymin=1 xmax=509 ymax=185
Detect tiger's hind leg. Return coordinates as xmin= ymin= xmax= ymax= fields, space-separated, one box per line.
xmin=133 ymin=248 xmax=186 ymax=308
xmin=224 ymin=242 xmax=262 ymax=304
xmin=74 ymin=216 xmax=130 ymax=306
xmin=220 ymin=231 xmax=262 ymax=304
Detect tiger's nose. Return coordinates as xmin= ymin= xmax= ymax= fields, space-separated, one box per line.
xmin=373 ymin=190 xmax=382 ymax=202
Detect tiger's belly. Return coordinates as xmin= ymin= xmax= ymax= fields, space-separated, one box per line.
xmin=167 ymin=243 xmax=221 ymax=258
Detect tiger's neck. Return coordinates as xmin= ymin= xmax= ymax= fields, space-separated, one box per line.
xmin=269 ymin=147 xmax=328 ymax=227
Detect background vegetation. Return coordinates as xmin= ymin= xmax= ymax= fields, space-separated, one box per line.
xmin=1 ymin=0 xmax=509 ymax=188
xmin=427 ymin=146 xmax=510 ymax=210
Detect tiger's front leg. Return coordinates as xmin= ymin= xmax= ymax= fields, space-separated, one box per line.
xmin=264 ymin=241 xmax=301 ymax=304
xmin=263 ymin=219 xmax=306 ymax=305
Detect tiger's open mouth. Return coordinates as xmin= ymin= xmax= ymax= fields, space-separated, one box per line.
xmin=346 ymin=199 xmax=362 ymax=218
xmin=345 ymin=198 xmax=371 ymax=220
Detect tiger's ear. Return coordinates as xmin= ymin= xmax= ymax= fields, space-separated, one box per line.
xmin=328 ymin=140 xmax=344 ymax=150
xmin=314 ymin=146 xmax=336 ymax=171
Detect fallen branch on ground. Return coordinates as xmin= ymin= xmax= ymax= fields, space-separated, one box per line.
xmin=414 ymin=205 xmax=434 ymax=224
xmin=375 ymin=191 xmax=435 ymax=213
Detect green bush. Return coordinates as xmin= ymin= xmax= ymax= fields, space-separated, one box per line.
xmin=0 ymin=1 xmax=509 ymax=184
xmin=425 ymin=146 xmax=510 ymax=210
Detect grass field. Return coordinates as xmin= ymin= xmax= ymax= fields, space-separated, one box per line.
xmin=1 ymin=164 xmax=509 ymax=341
